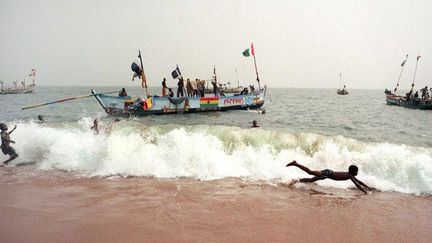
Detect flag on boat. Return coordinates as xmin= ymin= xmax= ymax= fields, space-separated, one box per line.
xmin=251 ymin=42 xmax=255 ymax=56
xmin=243 ymin=43 xmax=255 ymax=57
xmin=200 ymin=97 xmax=219 ymax=108
xmin=171 ymin=65 xmax=182 ymax=79
xmin=242 ymin=48 xmax=250 ymax=57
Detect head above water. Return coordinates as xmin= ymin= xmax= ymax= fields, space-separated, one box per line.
xmin=122 ymin=88 xmax=126 ymax=92
xmin=0 ymin=123 xmax=7 ymax=131
xmin=348 ymin=165 xmax=358 ymax=176
xmin=252 ymin=120 xmax=257 ymax=126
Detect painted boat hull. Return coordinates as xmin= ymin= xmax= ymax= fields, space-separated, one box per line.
xmin=93 ymin=86 xmax=266 ymax=117
xmin=386 ymin=94 xmax=432 ymax=110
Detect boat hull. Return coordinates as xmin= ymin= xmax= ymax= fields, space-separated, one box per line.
xmin=0 ymin=85 xmax=35 ymax=95
xmin=93 ymin=87 xmax=266 ymax=117
xmin=337 ymin=89 xmax=348 ymax=95
xmin=386 ymin=94 xmax=432 ymax=110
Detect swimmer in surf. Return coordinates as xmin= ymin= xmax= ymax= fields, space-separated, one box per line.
xmin=286 ymin=160 xmax=371 ymax=194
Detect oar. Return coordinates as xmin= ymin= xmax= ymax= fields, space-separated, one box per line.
xmin=22 ymin=90 xmax=119 ymax=110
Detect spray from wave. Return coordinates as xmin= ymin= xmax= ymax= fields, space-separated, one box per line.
xmin=5 ymin=119 xmax=432 ymax=195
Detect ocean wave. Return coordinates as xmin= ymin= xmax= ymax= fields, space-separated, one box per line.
xmin=3 ymin=119 xmax=432 ymax=195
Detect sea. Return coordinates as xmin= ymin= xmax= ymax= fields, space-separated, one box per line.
xmin=2 ymin=85 xmax=432 ymax=242
xmin=1 ymin=86 xmax=432 ymax=195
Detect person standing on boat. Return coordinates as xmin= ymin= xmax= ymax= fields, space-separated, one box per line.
xmin=168 ymin=88 xmax=174 ymax=97
xmin=162 ymin=78 xmax=168 ymax=97
xmin=211 ymin=80 xmax=218 ymax=96
xmin=177 ymin=77 xmax=185 ymax=97
xmin=119 ymin=88 xmax=128 ymax=97
xmin=420 ymin=86 xmax=428 ymax=99
xmin=1 ymin=123 xmax=18 ymax=166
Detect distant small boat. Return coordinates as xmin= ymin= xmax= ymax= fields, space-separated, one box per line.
xmin=337 ymin=88 xmax=349 ymax=95
xmin=336 ymin=73 xmax=348 ymax=95
xmin=0 ymin=69 xmax=36 ymax=95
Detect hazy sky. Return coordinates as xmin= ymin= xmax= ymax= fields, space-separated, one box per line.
xmin=1 ymin=0 xmax=431 ymax=89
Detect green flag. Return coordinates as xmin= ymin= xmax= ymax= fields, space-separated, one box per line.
xmin=242 ymin=48 xmax=250 ymax=57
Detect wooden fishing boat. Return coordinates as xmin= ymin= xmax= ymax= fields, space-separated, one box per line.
xmin=336 ymin=73 xmax=348 ymax=95
xmin=385 ymin=54 xmax=431 ymax=109
xmin=0 ymin=83 xmax=35 ymax=95
xmin=385 ymin=93 xmax=432 ymax=110
xmin=92 ymin=46 xmax=266 ymax=117
xmin=336 ymin=88 xmax=348 ymax=95
xmin=92 ymin=87 xmax=266 ymax=117
xmin=0 ymin=69 xmax=36 ymax=95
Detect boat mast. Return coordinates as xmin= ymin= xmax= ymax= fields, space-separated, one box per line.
xmin=394 ymin=54 xmax=408 ymax=93
xmin=235 ymin=68 xmax=240 ymax=88
xmin=213 ymin=65 xmax=217 ymax=87
xmin=339 ymin=73 xmax=342 ymax=89
xmin=32 ymin=69 xmax=36 ymax=84
xmin=410 ymin=54 xmax=421 ymax=93
xmin=251 ymin=43 xmax=261 ymax=91
xmin=138 ymin=50 xmax=149 ymax=97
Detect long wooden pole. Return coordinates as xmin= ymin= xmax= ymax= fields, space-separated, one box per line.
xmin=394 ymin=54 xmax=408 ymax=93
xmin=251 ymin=43 xmax=261 ymax=91
xmin=138 ymin=50 xmax=149 ymax=97
xmin=410 ymin=54 xmax=421 ymax=93
xmin=22 ymin=91 xmax=119 ymax=110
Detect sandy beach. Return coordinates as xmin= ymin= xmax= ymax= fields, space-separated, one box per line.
xmin=1 ymin=166 xmax=431 ymax=243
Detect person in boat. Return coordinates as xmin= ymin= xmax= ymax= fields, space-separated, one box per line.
xmin=420 ymin=86 xmax=428 ymax=99
xmin=414 ymin=91 xmax=419 ymax=99
xmin=197 ymin=79 xmax=205 ymax=97
xmin=285 ymin=160 xmax=371 ymax=194
xmin=250 ymin=85 xmax=255 ymax=94
xmin=162 ymin=78 xmax=168 ymax=97
xmin=405 ymin=90 xmax=413 ymax=101
xmin=168 ymin=88 xmax=174 ymax=97
xmin=119 ymin=88 xmax=128 ymax=97
xmin=1 ymin=123 xmax=19 ymax=166
xmin=240 ymin=87 xmax=249 ymax=95
xmin=251 ymin=120 xmax=259 ymax=128
xmin=177 ymin=77 xmax=185 ymax=97
xmin=384 ymin=89 xmax=392 ymax=95
xmin=90 ymin=119 xmax=99 ymax=134
xmin=220 ymin=90 xmax=226 ymax=97
xmin=211 ymin=80 xmax=218 ymax=96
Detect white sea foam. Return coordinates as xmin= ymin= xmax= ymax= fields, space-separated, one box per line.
xmin=4 ymin=120 xmax=432 ymax=195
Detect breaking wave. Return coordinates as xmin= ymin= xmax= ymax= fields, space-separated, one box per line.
xmin=4 ymin=119 xmax=432 ymax=195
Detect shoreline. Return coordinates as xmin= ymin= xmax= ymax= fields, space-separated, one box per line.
xmin=1 ymin=167 xmax=431 ymax=242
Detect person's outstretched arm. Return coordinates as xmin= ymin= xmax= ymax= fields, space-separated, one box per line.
xmin=8 ymin=125 xmax=17 ymax=134
xmin=353 ymin=177 xmax=371 ymax=190
xmin=351 ymin=177 xmax=367 ymax=194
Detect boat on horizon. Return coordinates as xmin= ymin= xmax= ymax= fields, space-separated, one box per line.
xmin=385 ymin=54 xmax=432 ymax=110
xmin=336 ymin=73 xmax=348 ymax=95
xmin=0 ymin=69 xmax=36 ymax=95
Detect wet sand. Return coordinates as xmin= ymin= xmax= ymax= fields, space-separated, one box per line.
xmin=1 ymin=166 xmax=431 ymax=243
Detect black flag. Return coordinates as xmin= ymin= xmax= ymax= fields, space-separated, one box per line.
xmin=171 ymin=66 xmax=182 ymax=79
